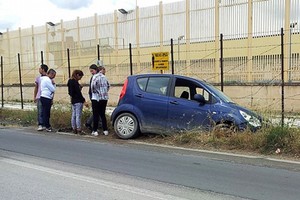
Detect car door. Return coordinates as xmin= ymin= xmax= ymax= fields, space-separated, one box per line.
xmin=133 ymin=76 xmax=170 ymax=134
xmin=167 ymin=77 xmax=213 ymax=132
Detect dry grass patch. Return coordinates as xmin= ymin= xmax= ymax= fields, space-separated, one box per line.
xmin=0 ymin=109 xmax=36 ymax=126
xmin=138 ymin=127 xmax=300 ymax=158
xmin=1 ymin=108 xmax=300 ymax=158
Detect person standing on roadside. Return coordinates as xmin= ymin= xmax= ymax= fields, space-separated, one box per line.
xmin=40 ymin=69 xmax=56 ymax=132
xmin=34 ymin=64 xmax=48 ymax=131
xmin=99 ymin=66 xmax=110 ymax=91
xmin=85 ymin=66 xmax=109 ymax=129
xmin=67 ymin=69 xmax=87 ymax=135
xmin=90 ymin=64 xmax=109 ymax=136
xmin=84 ymin=64 xmax=99 ymax=130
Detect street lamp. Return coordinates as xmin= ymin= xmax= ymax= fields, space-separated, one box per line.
xmin=178 ymin=35 xmax=184 ymax=61
xmin=46 ymin=22 xmax=60 ymax=38
xmin=47 ymin=22 xmax=55 ymax=27
xmin=118 ymin=8 xmax=133 ymax=15
xmin=289 ymin=22 xmax=297 ymax=82
xmin=118 ymin=8 xmax=128 ymax=14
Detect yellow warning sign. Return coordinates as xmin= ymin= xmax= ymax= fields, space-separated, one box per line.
xmin=152 ymin=52 xmax=169 ymax=71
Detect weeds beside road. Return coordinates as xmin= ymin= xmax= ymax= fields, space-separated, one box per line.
xmin=1 ymin=106 xmax=300 ymax=160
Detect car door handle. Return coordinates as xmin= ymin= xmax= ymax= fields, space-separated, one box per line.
xmin=135 ymin=94 xmax=143 ymax=98
xmin=170 ymin=101 xmax=179 ymax=105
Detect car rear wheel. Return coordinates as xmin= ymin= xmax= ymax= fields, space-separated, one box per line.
xmin=114 ymin=113 xmax=140 ymax=139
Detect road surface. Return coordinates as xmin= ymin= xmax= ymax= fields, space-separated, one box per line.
xmin=1 ymin=127 xmax=300 ymax=199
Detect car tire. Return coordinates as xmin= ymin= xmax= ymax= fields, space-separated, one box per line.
xmin=114 ymin=113 xmax=140 ymax=139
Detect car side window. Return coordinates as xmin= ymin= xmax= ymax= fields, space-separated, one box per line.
xmin=174 ymin=77 xmax=216 ymax=104
xmin=137 ymin=78 xmax=148 ymax=91
xmin=174 ymin=86 xmax=190 ymax=100
xmin=196 ymin=88 xmax=209 ymax=101
xmin=195 ymin=87 xmax=217 ymax=104
xmin=174 ymin=78 xmax=194 ymax=100
xmin=145 ymin=77 xmax=169 ymax=95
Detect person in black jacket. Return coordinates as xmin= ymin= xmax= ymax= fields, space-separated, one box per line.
xmin=67 ymin=70 xmax=86 ymax=134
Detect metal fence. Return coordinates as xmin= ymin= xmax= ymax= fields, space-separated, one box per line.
xmin=0 ymin=0 xmax=300 ymax=113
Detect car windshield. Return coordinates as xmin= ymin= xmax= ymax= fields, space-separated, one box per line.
xmin=205 ymin=83 xmax=234 ymax=103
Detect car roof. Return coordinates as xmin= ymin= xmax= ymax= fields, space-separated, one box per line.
xmin=128 ymin=73 xmax=204 ymax=83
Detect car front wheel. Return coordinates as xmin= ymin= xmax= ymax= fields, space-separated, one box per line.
xmin=212 ymin=123 xmax=237 ymax=137
xmin=114 ymin=113 xmax=140 ymax=139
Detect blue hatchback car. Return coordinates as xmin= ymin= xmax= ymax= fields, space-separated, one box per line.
xmin=111 ymin=74 xmax=262 ymax=139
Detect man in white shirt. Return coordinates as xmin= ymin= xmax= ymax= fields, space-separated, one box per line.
xmin=40 ymin=69 xmax=56 ymax=132
xmin=34 ymin=64 xmax=48 ymax=131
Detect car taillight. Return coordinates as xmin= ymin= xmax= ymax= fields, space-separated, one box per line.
xmin=119 ymin=79 xmax=128 ymax=100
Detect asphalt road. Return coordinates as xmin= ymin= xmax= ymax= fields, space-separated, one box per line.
xmin=1 ymin=127 xmax=300 ymax=200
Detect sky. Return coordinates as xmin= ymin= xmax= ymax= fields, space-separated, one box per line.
xmin=0 ymin=0 xmax=181 ymax=33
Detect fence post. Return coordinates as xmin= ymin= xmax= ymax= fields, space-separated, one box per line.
xmin=41 ymin=51 xmax=44 ymax=64
xmin=67 ymin=48 xmax=71 ymax=78
xmin=171 ymin=38 xmax=174 ymax=74
xmin=220 ymin=33 xmax=224 ymax=92
xmin=281 ymin=28 xmax=285 ymax=127
xmin=1 ymin=56 xmax=3 ymax=108
xmin=17 ymin=53 xmax=24 ymax=109
xmin=129 ymin=43 xmax=133 ymax=75
xmin=97 ymin=44 xmax=100 ymax=61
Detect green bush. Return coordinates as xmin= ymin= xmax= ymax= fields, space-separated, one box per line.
xmin=263 ymin=126 xmax=291 ymax=152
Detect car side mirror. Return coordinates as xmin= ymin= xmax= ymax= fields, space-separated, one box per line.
xmin=194 ymin=94 xmax=205 ymax=105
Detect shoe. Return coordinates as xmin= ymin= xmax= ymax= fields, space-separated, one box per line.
xmin=73 ymin=129 xmax=77 ymax=134
xmin=103 ymin=130 xmax=109 ymax=136
xmin=91 ymin=131 xmax=98 ymax=136
xmin=46 ymin=127 xmax=52 ymax=132
xmin=85 ymin=123 xmax=92 ymax=131
xmin=37 ymin=125 xmax=43 ymax=131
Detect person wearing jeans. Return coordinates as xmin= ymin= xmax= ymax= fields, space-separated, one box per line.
xmin=40 ymin=69 xmax=56 ymax=132
xmin=90 ymin=64 xmax=109 ymax=136
xmin=34 ymin=64 xmax=48 ymax=131
xmin=72 ymin=103 xmax=84 ymax=131
xmin=67 ymin=70 xmax=86 ymax=134
xmin=40 ymin=97 xmax=53 ymax=131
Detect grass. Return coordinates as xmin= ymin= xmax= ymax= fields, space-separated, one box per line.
xmin=1 ymin=107 xmax=300 ymax=158
xmin=167 ymin=126 xmax=300 ymax=156
xmin=137 ymin=126 xmax=300 ymax=158
xmin=0 ymin=105 xmax=113 ymax=132
xmin=0 ymin=109 xmax=36 ymax=126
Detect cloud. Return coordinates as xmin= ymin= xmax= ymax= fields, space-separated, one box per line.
xmin=49 ymin=0 xmax=93 ymax=10
xmin=0 ymin=11 xmax=20 ymax=32
xmin=0 ymin=21 xmax=15 ymax=32
xmin=0 ymin=0 xmax=180 ymax=32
